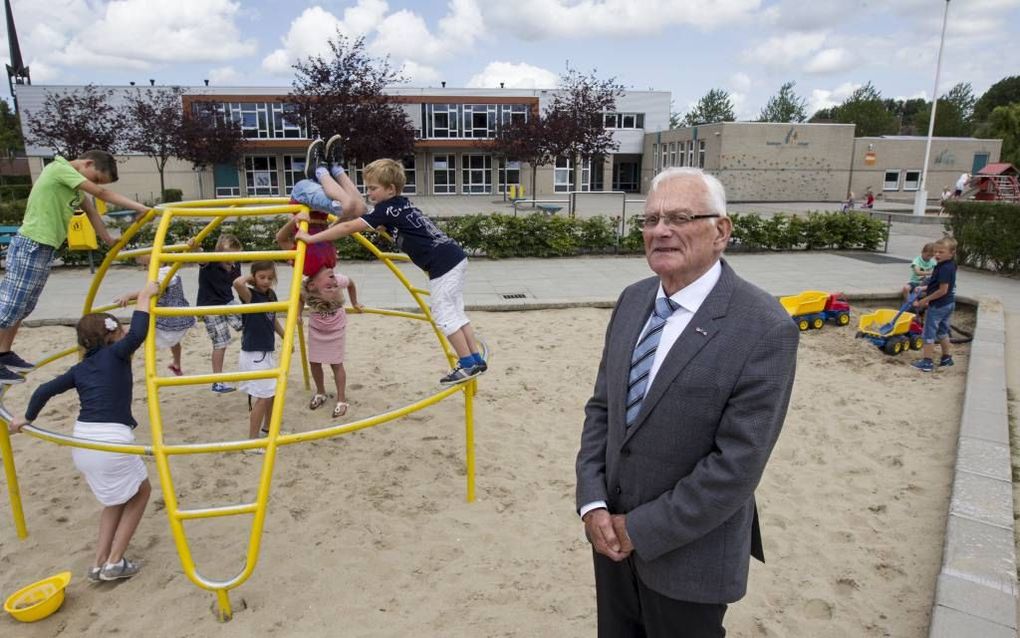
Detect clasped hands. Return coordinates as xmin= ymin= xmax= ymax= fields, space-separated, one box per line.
xmin=583 ymin=509 xmax=633 ymax=562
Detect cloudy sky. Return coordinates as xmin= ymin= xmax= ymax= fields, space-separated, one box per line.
xmin=3 ymin=0 xmax=1019 ymax=119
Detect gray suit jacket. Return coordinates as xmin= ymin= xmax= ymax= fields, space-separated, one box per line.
xmin=576 ymin=260 xmax=799 ymax=604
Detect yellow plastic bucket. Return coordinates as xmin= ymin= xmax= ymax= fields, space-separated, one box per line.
xmin=68 ymin=212 xmax=98 ymax=250
xmin=4 ymin=571 xmax=71 ymax=623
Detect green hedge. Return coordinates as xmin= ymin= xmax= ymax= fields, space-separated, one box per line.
xmin=943 ymin=200 xmax=1020 ymax=273
xmin=24 ymin=209 xmax=890 ymax=267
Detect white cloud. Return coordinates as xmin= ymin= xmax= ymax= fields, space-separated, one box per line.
xmin=399 ymin=61 xmax=441 ymax=86
xmin=807 ymin=82 xmax=861 ymax=114
xmin=804 ymin=48 xmax=854 ymax=74
xmin=261 ymin=6 xmax=345 ymax=75
xmin=207 ymin=66 xmax=241 ymax=85
xmin=742 ymin=31 xmax=827 ymax=69
xmin=371 ymin=0 xmax=484 ymax=63
xmin=466 ymin=61 xmax=558 ymax=89
xmin=26 ymin=60 xmax=60 ymax=83
xmin=483 ymin=0 xmax=760 ymax=39
xmin=729 ymin=72 xmax=752 ymax=93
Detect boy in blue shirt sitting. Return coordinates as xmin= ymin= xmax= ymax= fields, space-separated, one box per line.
xmin=912 ymin=237 xmax=957 ymax=372
xmin=295 ymin=138 xmax=485 ymax=386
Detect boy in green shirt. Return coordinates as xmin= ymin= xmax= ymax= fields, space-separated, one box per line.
xmin=0 ymin=150 xmax=149 ymax=384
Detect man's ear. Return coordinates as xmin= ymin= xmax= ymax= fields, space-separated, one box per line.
xmin=714 ymin=215 xmax=733 ymax=247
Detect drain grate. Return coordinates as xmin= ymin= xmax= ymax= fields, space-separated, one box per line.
xmin=501 ymin=293 xmax=527 ymax=300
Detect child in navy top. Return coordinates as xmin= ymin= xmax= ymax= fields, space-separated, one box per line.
xmin=10 ymin=282 xmax=159 ymax=583
xmin=296 ymin=152 xmax=486 ymax=387
xmin=233 ymin=261 xmax=285 ymax=445
xmin=912 ymin=236 xmax=958 ymax=372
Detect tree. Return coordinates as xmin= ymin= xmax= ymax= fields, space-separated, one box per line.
xmin=809 ymin=107 xmax=837 ymax=123
xmin=944 ymin=82 xmax=976 ymax=124
xmin=491 ymin=115 xmax=553 ymax=200
xmin=683 ymin=89 xmax=735 ymax=126
xmin=912 ymin=99 xmax=970 ymax=137
xmin=122 ymin=86 xmax=189 ymax=199
xmin=974 ymin=75 xmax=1020 ymax=123
xmin=758 ymin=81 xmax=807 ymax=123
xmin=0 ymin=100 xmax=23 ymax=158
xmin=23 ymin=85 xmax=123 ymax=157
xmin=178 ymin=101 xmax=248 ymax=170
xmin=543 ymin=67 xmax=623 ymax=164
xmin=832 ymin=82 xmax=898 ymax=137
xmin=884 ymin=97 xmax=928 ymax=134
xmin=669 ymin=102 xmax=682 ymax=129
xmin=289 ymin=34 xmax=415 ymax=165
xmin=986 ymin=103 xmax=1020 ymax=167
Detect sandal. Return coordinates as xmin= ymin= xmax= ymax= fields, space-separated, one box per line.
xmin=332 ymin=402 xmax=349 ymax=418
xmin=168 ymin=363 xmax=183 ymax=376
xmin=309 ymin=393 xmax=328 ymax=410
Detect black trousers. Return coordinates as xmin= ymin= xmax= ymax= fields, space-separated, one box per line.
xmin=594 ymin=552 xmax=727 ymax=638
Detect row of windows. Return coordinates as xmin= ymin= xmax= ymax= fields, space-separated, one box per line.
xmin=652 ymin=140 xmax=706 ymax=171
xmin=220 ymin=155 xmax=519 ymax=197
xmin=421 ymin=103 xmax=529 ymax=139
xmin=603 ymin=112 xmax=645 ymax=129
xmin=206 ymin=102 xmax=308 ymax=140
xmin=883 ymin=169 xmax=922 ymax=191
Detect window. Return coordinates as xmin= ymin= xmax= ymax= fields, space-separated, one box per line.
xmin=349 ymin=162 xmax=367 ymax=194
xmin=424 ymin=104 xmax=460 ymax=138
xmin=402 ymin=156 xmax=416 ymax=195
xmin=660 ymin=145 xmax=668 ymax=173
xmin=603 ymin=112 xmax=645 ymax=129
xmin=698 ymin=140 xmax=706 ymax=168
xmin=903 ymin=170 xmax=921 ymax=191
xmin=678 ymin=141 xmax=686 ymax=167
xmin=463 ymin=104 xmax=497 ymax=138
xmin=579 ymin=158 xmax=592 ymax=192
xmin=219 ymin=102 xmax=306 ymax=139
xmin=883 ymin=170 xmax=900 ymax=191
xmin=433 ymin=154 xmax=457 ymax=194
xmin=500 ymin=104 xmax=529 ymax=126
xmin=244 ymin=156 xmax=278 ymax=196
xmin=214 ymin=162 xmax=240 ymax=198
xmin=669 ymin=142 xmax=677 ymax=168
xmin=499 ymin=159 xmax=521 ymax=194
xmin=652 ymin=143 xmax=659 ymax=172
xmin=462 ymin=154 xmax=492 ymax=194
xmin=687 ymin=141 xmax=694 ymax=167
xmin=283 ymin=155 xmax=306 ymax=195
xmin=554 ymin=156 xmax=574 ymax=192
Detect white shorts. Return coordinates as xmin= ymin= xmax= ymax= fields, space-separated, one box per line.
xmin=155 ymin=327 xmax=189 ymax=349
xmin=71 ymin=421 xmax=148 ymax=507
xmin=239 ymin=350 xmax=277 ymax=398
xmin=428 ymin=259 xmax=469 ymax=336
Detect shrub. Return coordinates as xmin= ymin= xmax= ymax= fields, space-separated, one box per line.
xmin=943 ymin=200 xmax=1020 ymax=273
xmin=161 ymin=189 xmax=183 ymax=203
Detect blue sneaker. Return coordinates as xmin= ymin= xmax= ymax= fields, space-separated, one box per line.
xmin=211 ymin=382 xmax=236 ymax=393
xmin=912 ymin=358 xmax=934 ymax=372
xmin=0 ymin=365 xmax=25 ymax=385
xmin=439 ymin=365 xmax=483 ymax=387
xmin=0 ymin=351 xmax=35 ymax=372
xmin=939 ymin=355 xmax=954 ymax=368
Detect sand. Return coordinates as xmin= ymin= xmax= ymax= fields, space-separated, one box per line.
xmin=0 ymin=305 xmax=970 ymax=637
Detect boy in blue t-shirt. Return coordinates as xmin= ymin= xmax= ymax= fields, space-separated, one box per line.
xmin=295 ymin=140 xmax=485 ymax=386
xmin=911 ymin=237 xmax=957 ymax=372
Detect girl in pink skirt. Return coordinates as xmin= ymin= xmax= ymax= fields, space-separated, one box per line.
xmin=303 ymin=267 xmax=361 ymax=418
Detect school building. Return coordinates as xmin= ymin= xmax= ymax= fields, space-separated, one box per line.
xmin=16 ymin=84 xmax=669 ymax=202
xmin=17 ymin=84 xmax=1003 ymax=205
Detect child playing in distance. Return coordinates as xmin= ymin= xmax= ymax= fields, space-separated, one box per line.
xmin=197 ymin=234 xmax=244 ymax=393
xmin=234 ymin=261 xmax=286 ymax=445
xmin=0 ymin=150 xmax=149 ymax=384
xmin=901 ymin=242 xmax=936 ymax=300
xmin=295 ymin=141 xmax=485 ymax=386
xmin=113 ymin=265 xmax=196 ymax=376
xmin=912 ymin=237 xmax=958 ymax=372
xmin=302 ymin=267 xmax=361 ymax=418
xmin=9 ymin=281 xmax=159 ymax=583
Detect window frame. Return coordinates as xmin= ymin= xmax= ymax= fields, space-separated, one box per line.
xmin=883 ymin=169 xmax=901 ymax=191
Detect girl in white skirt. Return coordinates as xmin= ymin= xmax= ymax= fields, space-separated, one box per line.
xmin=10 ymin=282 xmax=159 ymax=583
xmin=233 ymin=261 xmax=285 ymax=446
xmin=115 ymin=265 xmax=195 ymax=376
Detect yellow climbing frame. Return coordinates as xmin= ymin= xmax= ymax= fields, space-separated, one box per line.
xmin=0 ymin=198 xmax=477 ymax=621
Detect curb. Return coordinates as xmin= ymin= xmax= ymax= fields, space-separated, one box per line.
xmin=928 ymin=297 xmax=1017 ymax=638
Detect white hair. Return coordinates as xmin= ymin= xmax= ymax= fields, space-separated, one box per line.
xmin=648 ymin=167 xmax=728 ymax=217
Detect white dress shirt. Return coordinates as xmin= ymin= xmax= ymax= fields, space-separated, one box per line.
xmin=580 ymin=260 xmax=723 ymax=519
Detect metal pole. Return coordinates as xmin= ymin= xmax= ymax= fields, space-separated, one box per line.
xmin=914 ymin=0 xmax=951 ymax=217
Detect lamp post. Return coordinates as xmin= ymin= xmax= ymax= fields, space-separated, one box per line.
xmin=914 ymin=0 xmax=952 ymax=216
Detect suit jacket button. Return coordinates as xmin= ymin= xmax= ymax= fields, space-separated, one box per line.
xmin=615 ymin=486 xmax=622 ymax=495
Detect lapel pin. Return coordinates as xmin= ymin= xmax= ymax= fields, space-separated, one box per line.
xmin=695 ymin=327 xmax=708 ymax=336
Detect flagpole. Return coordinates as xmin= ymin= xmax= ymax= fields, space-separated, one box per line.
xmin=913 ymin=0 xmax=952 ymax=216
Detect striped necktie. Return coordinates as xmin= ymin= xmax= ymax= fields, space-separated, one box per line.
xmin=626 ymin=296 xmax=679 ymax=427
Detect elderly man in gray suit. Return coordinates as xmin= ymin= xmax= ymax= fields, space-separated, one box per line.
xmin=576 ymin=167 xmax=799 ymax=637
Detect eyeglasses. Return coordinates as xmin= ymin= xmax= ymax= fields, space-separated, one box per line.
xmin=642 ymin=213 xmax=721 ymax=228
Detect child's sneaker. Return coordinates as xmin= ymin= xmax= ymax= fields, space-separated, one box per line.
xmin=211 ymin=382 xmax=236 ymax=394
xmin=439 ymin=364 xmax=484 ymax=387
xmin=0 ymin=365 xmax=25 ymax=385
xmin=0 ymin=351 xmax=35 ymax=372
xmin=912 ymin=358 xmax=934 ymax=372
xmin=939 ymin=355 xmax=954 ymax=368
xmin=87 ymin=566 xmax=102 ymax=584
xmin=324 ymin=134 xmax=344 ymax=168
xmin=304 ymin=138 xmax=325 ymax=180
xmin=99 ymin=557 xmax=141 ymax=581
